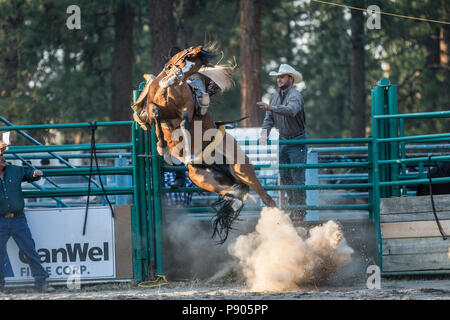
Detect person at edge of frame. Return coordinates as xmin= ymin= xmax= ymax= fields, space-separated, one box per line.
xmin=0 ymin=140 xmax=56 ymax=293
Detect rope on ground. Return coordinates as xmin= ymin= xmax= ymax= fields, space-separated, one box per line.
xmin=138 ymin=275 xmax=169 ymax=289
xmin=311 ymin=0 xmax=450 ymax=25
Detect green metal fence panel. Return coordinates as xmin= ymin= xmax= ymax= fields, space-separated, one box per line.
xmin=371 ymin=78 xmax=450 ymax=276
xmin=2 ymin=119 xmax=144 ymax=282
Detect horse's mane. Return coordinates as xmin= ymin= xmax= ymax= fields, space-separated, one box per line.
xmin=198 ymin=45 xmax=217 ymax=66
xmin=196 ymin=42 xmax=236 ymax=92
xmin=198 ymin=64 xmax=235 ymax=92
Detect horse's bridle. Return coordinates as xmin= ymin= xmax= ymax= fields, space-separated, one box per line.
xmin=163 ymin=62 xmax=184 ymax=82
xmin=162 ymin=46 xmax=201 ymax=82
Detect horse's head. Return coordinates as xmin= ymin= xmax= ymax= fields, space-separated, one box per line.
xmin=159 ymin=45 xmax=215 ymax=89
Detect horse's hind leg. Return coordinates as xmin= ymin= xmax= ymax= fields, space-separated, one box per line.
xmin=230 ymin=162 xmax=276 ymax=208
xmin=220 ymin=134 xmax=276 ymax=208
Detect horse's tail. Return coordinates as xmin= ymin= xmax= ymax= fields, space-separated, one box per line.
xmin=211 ymin=193 xmax=245 ymax=245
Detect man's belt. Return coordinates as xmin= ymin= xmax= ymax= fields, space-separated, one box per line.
xmin=3 ymin=211 xmax=24 ymax=219
xmin=281 ymin=132 xmax=305 ymax=140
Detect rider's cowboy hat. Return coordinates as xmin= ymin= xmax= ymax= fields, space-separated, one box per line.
xmin=269 ymin=64 xmax=303 ymax=83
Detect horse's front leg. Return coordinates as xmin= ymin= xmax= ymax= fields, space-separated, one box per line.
xmin=150 ymin=104 xmax=173 ymax=165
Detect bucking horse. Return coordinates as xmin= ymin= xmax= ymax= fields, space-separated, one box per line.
xmin=132 ymin=45 xmax=276 ymax=243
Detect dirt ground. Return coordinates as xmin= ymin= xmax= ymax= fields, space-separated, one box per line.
xmin=1 ymin=276 xmax=450 ymax=300
xmin=2 ymin=216 xmax=449 ymax=301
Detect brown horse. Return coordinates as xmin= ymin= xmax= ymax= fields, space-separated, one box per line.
xmin=133 ymin=45 xmax=276 ymax=243
xmin=133 ymin=46 xmax=216 ymax=163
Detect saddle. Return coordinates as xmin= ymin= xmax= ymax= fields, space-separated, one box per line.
xmin=187 ymin=75 xmax=211 ymax=116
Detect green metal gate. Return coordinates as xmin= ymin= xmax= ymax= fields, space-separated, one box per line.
xmin=370 ymin=78 xmax=450 ymax=275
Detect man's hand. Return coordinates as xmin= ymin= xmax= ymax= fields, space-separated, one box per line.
xmin=0 ymin=141 xmax=7 ymax=155
xmin=258 ymin=136 xmax=268 ymax=145
xmin=257 ymin=101 xmax=273 ymax=111
xmin=33 ymin=170 xmax=43 ymax=178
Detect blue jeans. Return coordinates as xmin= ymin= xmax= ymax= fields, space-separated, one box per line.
xmin=279 ymin=134 xmax=307 ymax=209
xmin=0 ymin=214 xmax=48 ymax=288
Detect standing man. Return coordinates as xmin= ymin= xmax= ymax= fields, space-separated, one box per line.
xmin=257 ymin=64 xmax=307 ymax=221
xmin=0 ymin=141 xmax=55 ymax=293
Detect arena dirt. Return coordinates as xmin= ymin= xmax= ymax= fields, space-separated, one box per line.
xmin=1 ymin=208 xmax=450 ymax=300
xmin=1 ymin=277 xmax=450 ymax=300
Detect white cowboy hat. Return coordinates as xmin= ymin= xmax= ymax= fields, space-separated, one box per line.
xmin=269 ymin=64 xmax=303 ymax=83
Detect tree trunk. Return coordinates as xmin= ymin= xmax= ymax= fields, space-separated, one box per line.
xmin=1 ymin=0 xmax=24 ymax=100
xmin=239 ymin=0 xmax=263 ymax=127
xmin=350 ymin=8 xmax=366 ymax=138
xmin=149 ymin=0 xmax=176 ymax=73
xmin=176 ymin=0 xmax=197 ymax=48
xmin=440 ymin=27 xmax=448 ymax=67
xmin=110 ymin=1 xmax=134 ymax=142
xmin=444 ymin=0 xmax=450 ymax=67
xmin=426 ymin=27 xmax=441 ymax=67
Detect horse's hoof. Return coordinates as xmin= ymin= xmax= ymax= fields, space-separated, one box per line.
xmin=231 ymin=199 xmax=243 ymax=212
xmin=267 ymin=197 xmax=277 ymax=208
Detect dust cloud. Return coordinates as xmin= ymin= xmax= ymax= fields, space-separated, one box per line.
xmin=228 ymin=207 xmax=354 ymax=292
xmin=163 ymin=214 xmax=254 ymax=281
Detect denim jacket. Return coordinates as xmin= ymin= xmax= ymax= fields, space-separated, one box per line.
xmin=0 ymin=164 xmax=39 ymax=215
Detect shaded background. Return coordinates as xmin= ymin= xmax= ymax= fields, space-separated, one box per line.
xmin=0 ymin=0 xmax=448 ymax=144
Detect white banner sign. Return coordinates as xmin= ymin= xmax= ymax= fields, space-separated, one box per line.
xmin=4 ymin=206 xmax=115 ymax=283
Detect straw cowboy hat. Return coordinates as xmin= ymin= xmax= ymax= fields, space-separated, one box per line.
xmin=269 ymin=64 xmax=303 ymax=83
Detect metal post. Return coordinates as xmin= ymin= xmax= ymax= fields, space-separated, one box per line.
xmin=136 ymin=126 xmax=150 ymax=279
xmin=379 ymin=80 xmax=389 ymax=198
xmin=367 ymin=142 xmax=374 ymax=221
xmin=131 ymin=88 xmax=148 ymax=283
xmin=371 ymin=80 xmax=385 ymax=271
xmin=399 ymin=118 xmax=407 ymax=195
xmin=144 ymin=129 xmax=156 ymax=277
xmin=150 ymin=127 xmax=164 ymax=275
xmin=130 ymin=122 xmax=143 ymax=283
xmin=388 ymin=84 xmax=400 ymax=196
xmin=306 ymin=151 xmax=319 ymax=220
